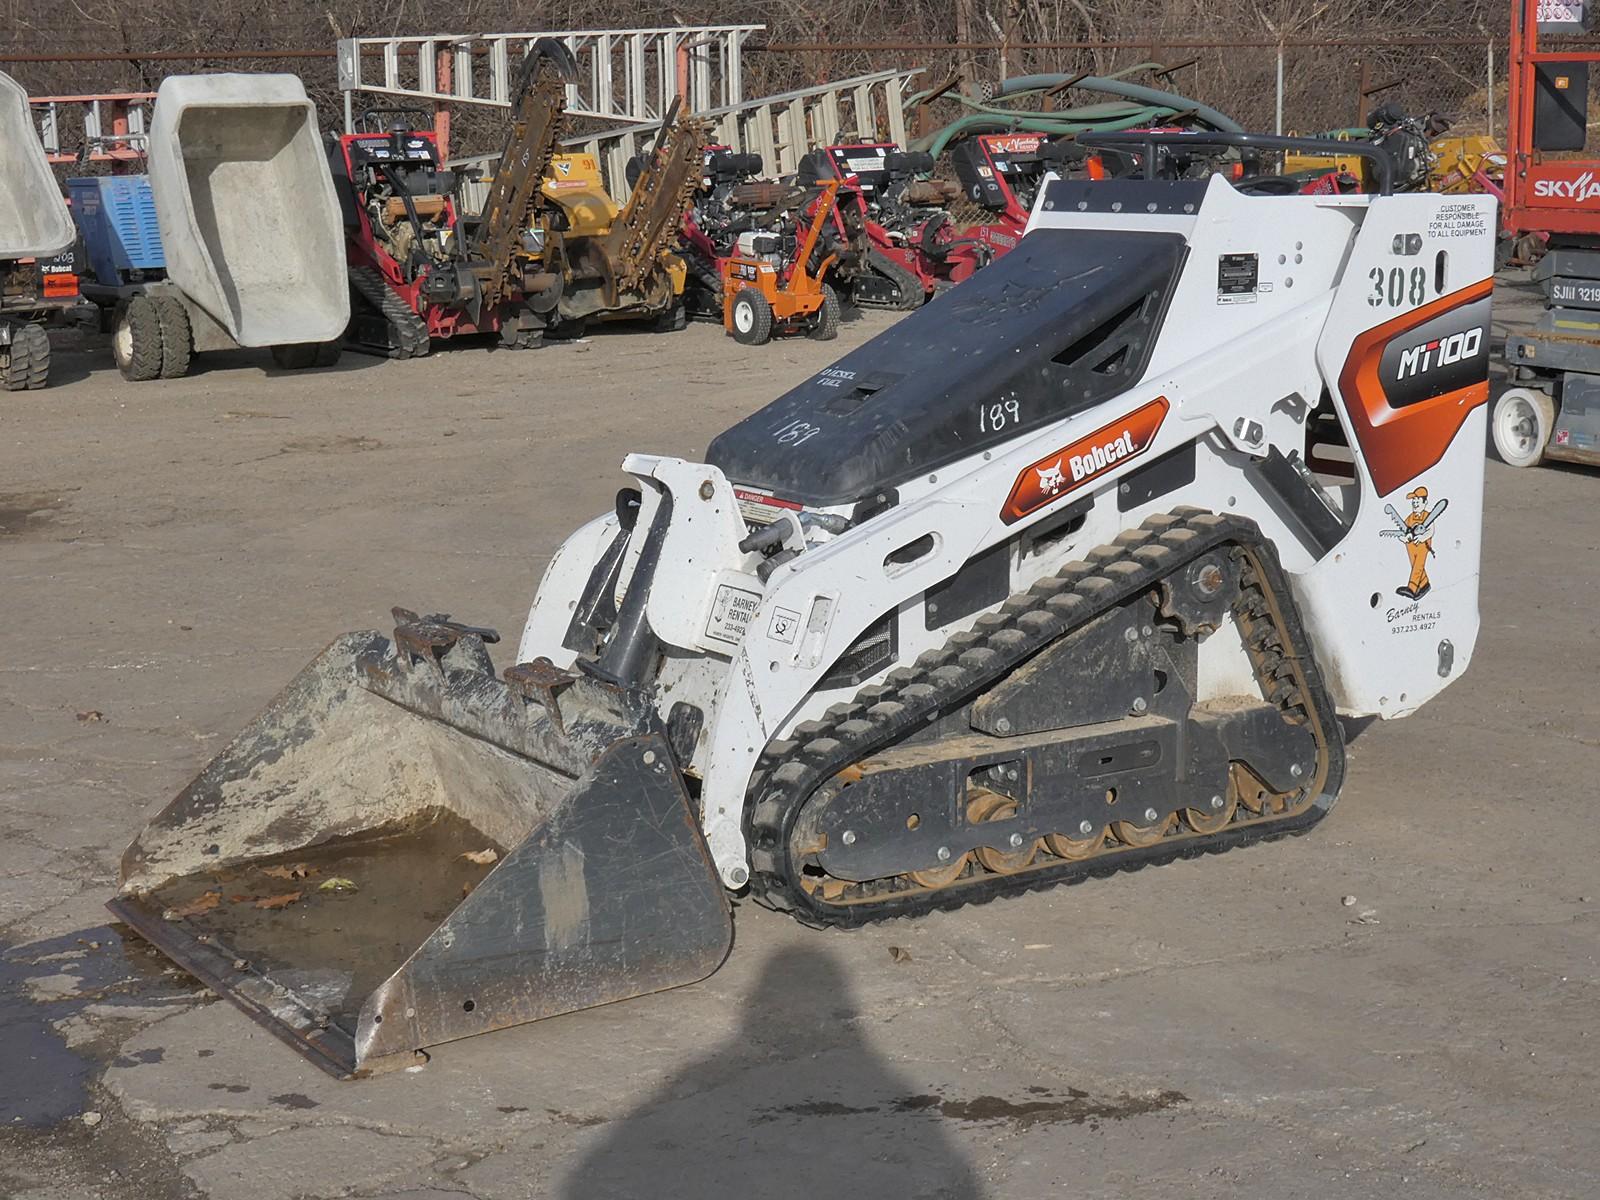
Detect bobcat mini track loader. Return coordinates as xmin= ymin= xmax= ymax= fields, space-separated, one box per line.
xmin=111 ymin=132 xmax=1496 ymax=1078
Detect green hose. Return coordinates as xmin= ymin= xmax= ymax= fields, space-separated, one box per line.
xmin=908 ymin=71 xmax=1241 ymax=157
xmin=919 ymin=107 xmax=1180 ymax=160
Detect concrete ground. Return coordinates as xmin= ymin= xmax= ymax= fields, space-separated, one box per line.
xmin=2 ymin=287 xmax=1597 ymax=1200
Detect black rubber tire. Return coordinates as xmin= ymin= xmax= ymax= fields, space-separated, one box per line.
xmin=152 ymin=295 xmax=192 ymax=379
xmin=808 ymin=284 xmax=841 ymax=341
xmin=270 ymin=343 xmax=321 ymax=370
xmin=730 ymin=289 xmax=773 ymax=345
xmin=313 ymin=341 xmax=343 ymax=368
xmin=112 ymin=296 xmax=164 ymax=382
xmin=2 ymin=323 xmax=50 ymax=391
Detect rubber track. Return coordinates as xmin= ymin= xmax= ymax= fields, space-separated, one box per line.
xmin=859 ymin=248 xmax=925 ymax=310
xmin=682 ymin=249 xmax=724 ymax=319
xmin=744 ymin=509 xmax=1347 ymax=929
xmin=349 ymin=266 xmax=430 ymax=359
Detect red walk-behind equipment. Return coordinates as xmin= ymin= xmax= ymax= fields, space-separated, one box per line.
xmin=799 ymin=142 xmax=987 ymax=309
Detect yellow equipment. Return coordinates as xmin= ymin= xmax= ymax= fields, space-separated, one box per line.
xmin=536 ymin=108 xmax=703 ymax=334
xmin=1429 ymin=134 xmax=1505 ymax=194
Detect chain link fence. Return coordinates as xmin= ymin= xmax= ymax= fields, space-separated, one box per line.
xmin=3 ymin=35 xmax=1508 ymax=162
xmin=740 ymin=39 xmax=1506 ymax=144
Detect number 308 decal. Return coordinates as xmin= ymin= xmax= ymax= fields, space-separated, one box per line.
xmin=1369 ymin=265 xmax=1431 ymax=308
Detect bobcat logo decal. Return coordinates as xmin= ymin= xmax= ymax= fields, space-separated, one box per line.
xmin=1000 ymin=397 xmax=1170 ymax=525
xmin=1035 ymin=460 xmax=1066 ymax=495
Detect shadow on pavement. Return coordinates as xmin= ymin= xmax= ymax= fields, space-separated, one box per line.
xmin=557 ymin=945 xmax=985 ymax=1200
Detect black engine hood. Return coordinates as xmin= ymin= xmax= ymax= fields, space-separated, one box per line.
xmin=705 ymin=227 xmax=1187 ymax=509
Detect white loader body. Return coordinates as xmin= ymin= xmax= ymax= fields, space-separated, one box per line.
xmin=112 ymin=136 xmax=1496 ymax=1077
xmin=521 ymin=173 xmax=1495 ymax=887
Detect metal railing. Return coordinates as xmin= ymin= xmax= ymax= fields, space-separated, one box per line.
xmin=30 ymin=91 xmax=153 ymax=167
xmin=450 ymin=68 xmax=921 ymax=209
xmin=335 ymin=26 xmax=764 ymax=130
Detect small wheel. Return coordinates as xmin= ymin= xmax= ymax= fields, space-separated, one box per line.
xmin=807 ymin=284 xmax=840 ymax=342
xmin=1182 ymin=794 xmax=1237 ymax=835
xmin=313 ymin=340 xmax=343 ymax=368
xmin=1491 ymin=386 xmax=1554 ymax=468
xmin=152 ymin=295 xmax=192 ymax=379
xmin=967 ymin=789 xmax=1037 ymax=874
xmin=730 ymin=289 xmax=773 ymax=345
xmin=1112 ymin=812 xmax=1174 ymax=848
xmin=1232 ymin=763 xmax=1274 ymax=817
xmin=2 ymin=323 xmax=51 ymax=391
xmin=270 ymin=343 xmax=320 ymax=370
xmin=1044 ymin=825 xmax=1108 ymax=861
xmin=112 ymin=296 xmax=164 ymax=382
xmin=908 ymin=852 xmax=969 ymax=890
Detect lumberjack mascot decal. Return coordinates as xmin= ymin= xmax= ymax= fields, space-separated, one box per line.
xmin=1382 ymin=486 xmax=1448 ymax=600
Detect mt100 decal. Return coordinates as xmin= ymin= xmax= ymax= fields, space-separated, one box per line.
xmin=1001 ymin=397 xmax=1169 ymax=524
xmin=1337 ymin=280 xmax=1492 ymax=497
xmin=1378 ymin=296 xmax=1491 ymax=407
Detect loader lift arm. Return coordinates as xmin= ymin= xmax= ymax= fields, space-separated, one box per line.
xmin=468 ymin=39 xmax=578 ymax=308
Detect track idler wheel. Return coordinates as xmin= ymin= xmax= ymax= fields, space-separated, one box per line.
xmin=967 ymin=789 xmax=1038 ymax=874
xmin=1111 ymin=811 xmax=1174 ymax=848
xmin=1043 ymin=824 xmax=1108 ymax=861
xmin=908 ymin=851 xmax=969 ymax=889
xmin=1182 ymin=790 xmax=1237 ymax=835
xmin=1231 ymin=762 xmax=1306 ymax=819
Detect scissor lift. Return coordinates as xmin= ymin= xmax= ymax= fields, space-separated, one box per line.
xmin=1496 ymin=0 xmax=1600 ymax=466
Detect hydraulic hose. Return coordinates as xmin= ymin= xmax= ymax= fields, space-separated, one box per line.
xmin=908 ymin=70 xmax=1241 ymax=157
xmin=918 ymin=106 xmax=1181 ymax=159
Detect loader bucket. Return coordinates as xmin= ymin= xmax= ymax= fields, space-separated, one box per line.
xmin=108 ymin=625 xmax=732 ymax=1078
xmin=147 ymin=73 xmax=349 ymax=347
xmin=0 ymin=71 xmax=76 ymax=259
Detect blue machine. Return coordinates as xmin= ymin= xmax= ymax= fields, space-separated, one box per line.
xmin=68 ymin=176 xmax=165 ymax=287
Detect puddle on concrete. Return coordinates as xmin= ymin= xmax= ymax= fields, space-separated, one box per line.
xmin=0 ymin=925 xmax=202 ymax=1128
xmin=280 ymin=434 xmax=382 ymax=455
xmin=902 ymin=1088 xmax=1188 ymax=1130
xmin=753 ymin=1086 xmax=1187 ymax=1131
xmin=137 ymin=810 xmax=503 ymax=1028
xmin=0 ymin=490 xmax=67 ymax=537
